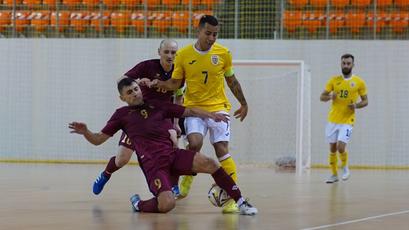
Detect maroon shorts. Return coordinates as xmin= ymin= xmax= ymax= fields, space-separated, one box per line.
xmin=139 ymin=149 xmax=196 ymax=196
xmin=118 ymin=132 xmax=134 ymax=149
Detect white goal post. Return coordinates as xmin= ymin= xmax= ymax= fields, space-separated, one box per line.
xmin=229 ymin=60 xmax=311 ymax=174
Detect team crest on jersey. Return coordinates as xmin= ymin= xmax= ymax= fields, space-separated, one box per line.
xmin=211 ymin=55 xmax=219 ymax=65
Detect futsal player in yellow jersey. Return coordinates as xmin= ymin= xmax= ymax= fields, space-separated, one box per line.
xmin=151 ymin=15 xmax=248 ymax=213
xmin=320 ymin=54 xmax=368 ymax=183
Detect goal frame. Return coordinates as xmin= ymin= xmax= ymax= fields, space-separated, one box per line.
xmin=233 ymin=60 xmax=311 ymax=174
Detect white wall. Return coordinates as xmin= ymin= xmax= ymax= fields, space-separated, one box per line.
xmin=1 ymin=39 xmax=408 ymax=167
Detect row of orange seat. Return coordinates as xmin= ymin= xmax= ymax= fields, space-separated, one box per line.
xmin=0 ymin=0 xmax=219 ymax=8
xmin=0 ymin=10 xmax=210 ymax=33
xmin=284 ymin=10 xmax=409 ymax=33
xmin=288 ymin=0 xmax=409 ymax=8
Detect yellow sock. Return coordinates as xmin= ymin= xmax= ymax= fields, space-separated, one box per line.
xmin=329 ymin=153 xmax=338 ymax=176
xmin=339 ymin=151 xmax=348 ymax=168
xmin=219 ymin=154 xmax=238 ymax=183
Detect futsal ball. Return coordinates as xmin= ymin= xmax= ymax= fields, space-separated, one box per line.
xmin=207 ymin=184 xmax=230 ymax=207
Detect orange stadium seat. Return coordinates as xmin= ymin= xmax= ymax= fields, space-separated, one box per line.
xmin=328 ymin=11 xmax=345 ymax=33
xmin=303 ymin=11 xmax=325 ymax=33
xmin=345 ymin=11 xmax=366 ymax=33
xmin=181 ymin=0 xmax=201 ymax=7
xmin=283 ymin=11 xmax=302 ymax=33
xmin=2 ymin=0 xmax=23 ymax=6
xmin=110 ymin=11 xmax=130 ymax=33
xmin=151 ymin=11 xmax=171 ymax=33
xmin=130 ymin=10 xmax=146 ymax=33
xmin=14 ymin=11 xmax=31 ymax=32
xmin=42 ymin=0 xmax=56 ymax=8
xmin=367 ymin=11 xmax=390 ymax=33
xmin=146 ymin=0 xmax=161 ymax=8
xmin=82 ymin=0 xmax=100 ymax=8
xmin=162 ymin=0 xmax=180 ymax=8
xmin=377 ymin=0 xmax=392 ymax=8
xmin=23 ymin=0 xmax=42 ymax=8
xmin=331 ymin=0 xmax=349 ymax=8
xmin=288 ymin=0 xmax=308 ymax=8
xmin=390 ymin=12 xmax=408 ymax=33
xmin=70 ymin=11 xmax=90 ymax=32
xmin=121 ymin=0 xmax=141 ymax=7
xmin=202 ymin=0 xmax=220 ymax=9
xmin=350 ymin=0 xmax=371 ymax=8
xmin=89 ymin=11 xmax=110 ymax=31
xmin=0 ymin=11 xmax=11 ymax=33
xmin=310 ymin=0 xmax=327 ymax=8
xmin=50 ymin=11 xmax=70 ymax=32
xmin=62 ymin=0 xmax=81 ymax=8
xmin=29 ymin=11 xmax=50 ymax=32
xmin=103 ymin=0 xmax=120 ymax=8
xmin=395 ymin=0 xmax=409 ymax=8
xmin=172 ymin=10 xmax=189 ymax=33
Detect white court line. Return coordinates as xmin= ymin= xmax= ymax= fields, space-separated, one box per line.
xmin=301 ymin=209 xmax=409 ymax=230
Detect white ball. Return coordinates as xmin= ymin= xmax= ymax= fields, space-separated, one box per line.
xmin=207 ymin=184 xmax=231 ymax=207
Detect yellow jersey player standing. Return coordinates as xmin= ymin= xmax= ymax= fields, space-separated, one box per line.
xmin=150 ymin=15 xmax=248 ymax=213
xmin=320 ymin=54 xmax=368 ymax=183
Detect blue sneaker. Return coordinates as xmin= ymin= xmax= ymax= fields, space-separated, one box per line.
xmin=93 ymin=172 xmax=110 ymax=195
xmin=171 ymin=185 xmax=180 ymax=199
xmin=130 ymin=194 xmax=141 ymax=212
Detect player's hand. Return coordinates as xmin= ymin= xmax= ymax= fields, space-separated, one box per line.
xmin=137 ymin=78 xmax=151 ymax=86
xmin=212 ymin=113 xmax=230 ymax=123
xmin=69 ymin=122 xmax=88 ymax=135
xmin=173 ymin=123 xmax=182 ymax=138
xmin=331 ymin=93 xmax=337 ymax=100
xmin=348 ymin=103 xmax=356 ymax=110
xmin=168 ymin=129 xmax=178 ymax=148
xmin=233 ymin=104 xmax=248 ymax=121
xmin=148 ymin=79 xmax=159 ymax=88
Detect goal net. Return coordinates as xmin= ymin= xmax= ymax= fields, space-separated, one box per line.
xmin=199 ymin=60 xmax=311 ymax=173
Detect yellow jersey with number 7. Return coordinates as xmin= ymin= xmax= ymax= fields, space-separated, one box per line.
xmin=325 ymin=75 xmax=367 ymax=125
xmin=171 ymin=43 xmax=233 ymax=112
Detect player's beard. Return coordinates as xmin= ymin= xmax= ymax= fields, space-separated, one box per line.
xmin=342 ymin=68 xmax=352 ymax=76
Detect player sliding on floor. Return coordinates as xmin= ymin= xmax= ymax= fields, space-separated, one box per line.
xmin=69 ymin=77 xmax=258 ymax=215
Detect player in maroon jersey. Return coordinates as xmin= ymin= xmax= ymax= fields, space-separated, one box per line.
xmin=69 ymin=78 xmax=257 ymax=215
xmin=91 ymin=39 xmax=182 ymax=196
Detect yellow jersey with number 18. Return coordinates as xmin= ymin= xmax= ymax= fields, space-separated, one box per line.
xmin=171 ymin=43 xmax=233 ymax=112
xmin=325 ymin=75 xmax=367 ymax=125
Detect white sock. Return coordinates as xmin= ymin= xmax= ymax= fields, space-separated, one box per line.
xmin=237 ymin=197 xmax=245 ymax=207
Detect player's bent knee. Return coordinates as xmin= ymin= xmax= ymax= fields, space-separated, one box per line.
xmin=157 ymin=193 xmax=176 ymax=213
xmin=116 ymin=147 xmax=133 ymax=167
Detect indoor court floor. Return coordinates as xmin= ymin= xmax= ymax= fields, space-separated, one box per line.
xmin=1 ymin=163 xmax=408 ymax=230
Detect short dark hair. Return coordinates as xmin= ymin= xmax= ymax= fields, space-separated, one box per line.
xmin=198 ymin=15 xmax=219 ymax=28
xmin=341 ymin=53 xmax=354 ymax=62
xmin=117 ymin=77 xmax=136 ymax=93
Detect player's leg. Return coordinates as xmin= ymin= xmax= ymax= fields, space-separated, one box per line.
xmin=93 ymin=133 xmax=133 ymax=195
xmin=209 ymin=113 xmax=239 ymax=213
xmin=131 ymin=170 xmax=176 ymax=213
xmin=188 ymin=151 xmax=257 ymax=215
xmin=337 ymin=125 xmax=353 ymax=180
xmin=167 ymin=129 xmax=181 ymax=197
xmin=325 ymin=123 xmax=339 ymax=183
xmin=178 ymin=117 xmax=207 ymax=198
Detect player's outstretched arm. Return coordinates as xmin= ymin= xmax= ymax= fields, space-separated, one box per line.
xmin=225 ymin=75 xmax=248 ymax=121
xmin=182 ymin=108 xmax=229 ymax=123
xmin=69 ymin=122 xmax=110 ymax=145
xmin=320 ymin=90 xmax=336 ymax=102
xmin=150 ymin=78 xmax=183 ymax=91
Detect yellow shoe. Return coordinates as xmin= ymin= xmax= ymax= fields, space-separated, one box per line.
xmin=178 ymin=175 xmax=194 ymax=199
xmin=222 ymin=199 xmax=239 ymax=214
